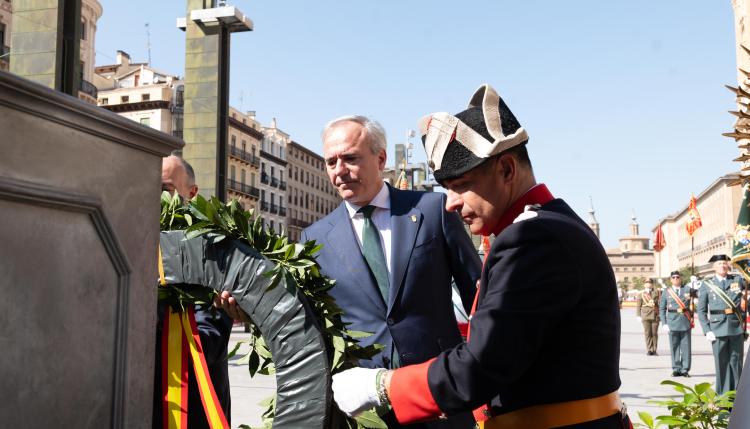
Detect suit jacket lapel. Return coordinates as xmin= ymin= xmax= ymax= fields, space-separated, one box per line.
xmin=325 ymin=203 xmax=387 ymax=312
xmin=388 ymin=186 xmax=422 ymax=312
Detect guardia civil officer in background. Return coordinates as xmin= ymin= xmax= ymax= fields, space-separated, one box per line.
xmin=330 ymin=84 xmax=628 ymax=428
xmin=659 ymin=271 xmax=692 ymax=377
xmin=697 ymin=254 xmax=748 ymax=395
xmin=636 ymin=279 xmax=660 ymax=356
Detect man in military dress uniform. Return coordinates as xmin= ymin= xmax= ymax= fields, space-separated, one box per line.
xmin=330 ymin=84 xmax=629 ymax=428
xmin=697 ymin=254 xmax=748 ymax=394
xmin=659 ymin=271 xmax=692 ymax=377
xmin=636 ymin=279 xmax=660 ymax=356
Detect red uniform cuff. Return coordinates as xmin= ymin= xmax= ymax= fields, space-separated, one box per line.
xmin=389 ymin=358 xmax=442 ymax=423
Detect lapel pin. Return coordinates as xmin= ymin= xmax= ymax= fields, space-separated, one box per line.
xmin=410 ymin=215 xmax=417 ymax=223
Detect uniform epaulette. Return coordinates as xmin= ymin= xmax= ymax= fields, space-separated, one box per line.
xmin=513 ymin=204 xmax=542 ymax=224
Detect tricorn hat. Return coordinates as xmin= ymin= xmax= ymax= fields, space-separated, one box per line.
xmin=708 ymin=254 xmax=730 ymax=263
xmin=418 ymin=84 xmax=528 ymax=182
xmin=670 ymin=271 xmax=681 ymax=277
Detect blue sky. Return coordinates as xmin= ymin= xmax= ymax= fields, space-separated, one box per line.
xmin=96 ymin=1 xmax=741 ymax=247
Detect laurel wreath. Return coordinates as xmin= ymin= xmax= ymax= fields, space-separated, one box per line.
xmin=159 ymin=191 xmax=386 ymax=428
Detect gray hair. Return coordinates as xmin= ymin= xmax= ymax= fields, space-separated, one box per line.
xmin=322 ymin=115 xmax=387 ymax=155
xmin=169 ymin=151 xmax=196 ymax=186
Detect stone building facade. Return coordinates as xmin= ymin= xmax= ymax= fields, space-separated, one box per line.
xmin=652 ymin=173 xmax=744 ymax=278
xmin=606 ymin=215 xmax=655 ymax=289
xmin=285 ymin=141 xmax=340 ymax=242
xmin=259 ymin=119 xmax=289 ymax=233
xmin=95 ymin=51 xmax=183 ymax=137
xmin=227 ymin=108 xmax=262 ymax=211
xmin=1 ymin=0 xmax=102 ymax=103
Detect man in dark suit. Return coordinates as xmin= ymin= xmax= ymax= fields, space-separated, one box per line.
xmin=306 ymin=115 xmax=481 ymax=428
xmin=218 ymin=117 xmax=480 ymax=428
xmin=331 ymin=84 xmax=627 ymax=428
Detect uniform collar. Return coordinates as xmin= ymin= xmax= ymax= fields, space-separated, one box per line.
xmin=492 ymin=183 xmax=554 ymax=236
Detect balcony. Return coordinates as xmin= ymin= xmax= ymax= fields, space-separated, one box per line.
xmin=261 ymin=201 xmax=269 ymax=211
xmin=279 ymin=180 xmax=287 ymax=191
xmin=227 ymin=179 xmax=260 ymax=199
xmin=290 ymin=218 xmax=311 ymax=228
xmin=279 ymin=206 xmax=287 ymax=217
xmin=229 ymin=146 xmax=261 ymax=168
xmin=271 ymin=177 xmax=279 ymax=188
xmin=270 ymin=203 xmax=279 ymax=214
xmin=260 ymin=173 xmax=269 ymax=184
xmin=79 ymin=79 xmax=98 ymax=99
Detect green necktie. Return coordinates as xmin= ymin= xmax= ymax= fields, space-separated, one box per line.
xmin=359 ymin=205 xmax=389 ymax=303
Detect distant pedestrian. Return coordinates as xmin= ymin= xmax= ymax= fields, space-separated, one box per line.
xmin=659 ymin=271 xmax=692 ymax=377
xmin=637 ymin=279 xmax=660 ymax=355
xmin=697 ymin=254 xmax=748 ymax=394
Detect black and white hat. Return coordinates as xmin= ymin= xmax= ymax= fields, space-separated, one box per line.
xmin=418 ymin=84 xmax=528 ymax=182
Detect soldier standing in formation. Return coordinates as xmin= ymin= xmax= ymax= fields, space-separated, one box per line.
xmin=659 ymin=271 xmax=692 ymax=377
xmin=636 ymin=279 xmax=660 ymax=356
xmin=697 ymin=254 xmax=748 ymax=395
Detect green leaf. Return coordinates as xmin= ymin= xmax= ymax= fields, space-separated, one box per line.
xmin=354 ymin=410 xmax=388 ymax=428
xmin=694 ymin=382 xmax=711 ymax=395
xmin=637 ymin=411 xmax=654 ymax=429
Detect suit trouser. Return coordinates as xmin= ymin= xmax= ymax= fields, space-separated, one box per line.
xmin=712 ymin=334 xmax=744 ymax=395
xmin=668 ymin=330 xmax=691 ymax=373
xmin=642 ymin=319 xmax=659 ymax=353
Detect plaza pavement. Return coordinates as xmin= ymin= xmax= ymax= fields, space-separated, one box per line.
xmin=226 ymin=307 xmax=750 ymax=428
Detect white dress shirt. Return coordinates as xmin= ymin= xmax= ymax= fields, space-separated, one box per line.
xmin=344 ymin=183 xmax=392 ymax=275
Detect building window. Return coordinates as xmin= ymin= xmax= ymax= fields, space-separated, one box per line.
xmin=242 ymin=140 xmax=246 ymax=152
xmin=121 ymin=95 xmax=129 ymax=103
xmin=251 ymin=173 xmax=256 ymax=186
xmin=270 ymin=220 xmax=274 ymax=231
xmin=139 ymin=117 xmax=151 ymax=127
xmin=0 ymin=23 xmax=6 ymax=47
xmin=241 ymin=169 xmax=246 ymax=184
xmin=100 ymin=98 xmax=108 ymax=105
xmin=231 ymin=135 xmax=236 ymax=146
xmin=80 ymin=20 xmax=86 ymax=40
xmin=230 ymin=165 xmax=236 ymax=181
xmin=142 ymin=93 xmax=150 ymax=101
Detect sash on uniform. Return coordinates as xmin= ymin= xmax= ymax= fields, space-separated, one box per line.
xmin=158 ymin=247 xmax=230 ymax=429
xmin=704 ymin=280 xmax=744 ymax=326
xmin=666 ymin=288 xmax=693 ymax=324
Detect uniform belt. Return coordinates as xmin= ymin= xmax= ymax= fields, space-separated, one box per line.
xmin=477 ymin=391 xmax=622 ymax=429
xmin=667 ymin=309 xmax=689 ymax=313
xmin=709 ymin=309 xmax=735 ymax=315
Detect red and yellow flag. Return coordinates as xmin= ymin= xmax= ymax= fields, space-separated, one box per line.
xmin=685 ymin=195 xmax=703 ymax=237
xmin=653 ymin=224 xmax=666 ymax=252
xmin=158 ymin=248 xmax=230 ymax=429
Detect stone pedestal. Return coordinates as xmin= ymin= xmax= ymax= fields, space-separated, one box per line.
xmin=0 ymin=71 xmax=182 ymax=428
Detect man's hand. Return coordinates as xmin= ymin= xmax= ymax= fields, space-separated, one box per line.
xmin=706 ymin=331 xmax=717 ymax=342
xmin=661 ymin=324 xmax=670 ymax=333
xmin=213 ymin=291 xmax=251 ymax=323
xmin=331 ymin=368 xmax=383 ymax=417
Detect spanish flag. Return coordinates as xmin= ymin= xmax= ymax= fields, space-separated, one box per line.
xmin=685 ymin=195 xmax=703 ymax=237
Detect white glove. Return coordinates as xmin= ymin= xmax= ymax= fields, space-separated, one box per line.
xmin=706 ymin=331 xmax=717 ymax=342
xmin=661 ymin=324 xmax=670 ymax=333
xmin=637 ymin=316 xmax=642 ymax=322
xmin=332 ymin=368 xmax=383 ymax=417
xmin=691 ymin=276 xmax=700 ymax=289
